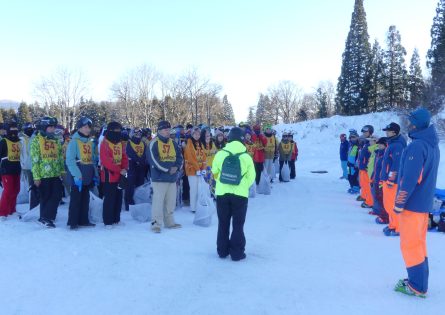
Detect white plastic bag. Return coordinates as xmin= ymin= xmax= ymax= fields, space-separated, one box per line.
xmin=194 ymin=177 xmax=215 ymax=227
xmin=89 ymin=192 xmax=104 ymax=223
xmin=130 ymin=203 xmax=151 ymax=222
xmin=16 ymin=175 xmax=30 ymax=204
xmin=281 ymin=162 xmax=290 ymax=182
xmin=134 ymin=183 xmax=151 ymax=204
xmin=249 ymin=183 xmax=256 ymax=198
xmin=19 ymin=205 xmax=40 ymax=222
xmin=274 ymin=159 xmax=280 ymax=175
xmin=257 ymin=171 xmax=271 ymax=195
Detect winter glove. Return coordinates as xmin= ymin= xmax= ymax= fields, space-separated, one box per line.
xmin=196 ymin=170 xmax=201 ymax=176
xmin=379 ymin=181 xmax=384 ymax=189
xmin=201 ymin=170 xmax=207 ymax=176
xmin=387 ymin=181 xmax=395 ymax=188
xmin=394 ymin=206 xmax=404 ymax=214
xmin=74 ymin=178 xmax=83 ymax=192
xmin=93 ymin=177 xmax=100 ymax=187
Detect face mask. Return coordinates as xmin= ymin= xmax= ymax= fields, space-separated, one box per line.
xmin=132 ymin=136 xmax=141 ymax=144
xmin=7 ymin=130 xmax=18 ymax=139
xmin=24 ymin=128 xmax=34 ymax=137
xmin=106 ymin=130 xmax=122 ymax=144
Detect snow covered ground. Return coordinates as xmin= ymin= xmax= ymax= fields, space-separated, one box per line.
xmin=1 ymin=112 xmax=444 ymax=315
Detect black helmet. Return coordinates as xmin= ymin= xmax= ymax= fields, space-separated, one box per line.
xmin=38 ymin=116 xmax=58 ymax=131
xmin=361 ymin=125 xmax=374 ymax=135
xmin=76 ymin=116 xmax=92 ymax=129
xmin=22 ymin=122 xmax=35 ymax=131
xmin=227 ymin=127 xmax=244 ymax=143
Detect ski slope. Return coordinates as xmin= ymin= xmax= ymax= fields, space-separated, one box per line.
xmin=0 ymin=112 xmax=444 ymax=315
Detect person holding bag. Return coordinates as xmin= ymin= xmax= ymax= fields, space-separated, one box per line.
xmin=183 ymin=127 xmax=207 ymax=213
xmin=100 ymin=121 xmax=129 ymax=229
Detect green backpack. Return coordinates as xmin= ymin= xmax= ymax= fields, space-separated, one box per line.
xmin=219 ymin=149 xmax=247 ymax=185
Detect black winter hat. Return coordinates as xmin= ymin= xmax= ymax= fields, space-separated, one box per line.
xmin=376 ymin=137 xmax=387 ymax=145
xmin=227 ymin=127 xmax=245 ymax=143
xmin=107 ymin=121 xmax=122 ymax=131
xmin=157 ymin=120 xmax=171 ymax=131
xmin=382 ymin=122 xmax=400 ymax=135
xmin=5 ymin=121 xmax=18 ymax=131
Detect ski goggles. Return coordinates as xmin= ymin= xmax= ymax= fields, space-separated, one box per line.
xmin=78 ymin=117 xmax=93 ymax=128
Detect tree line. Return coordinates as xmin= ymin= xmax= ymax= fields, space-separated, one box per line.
xmin=2 ymin=0 xmax=444 ymax=129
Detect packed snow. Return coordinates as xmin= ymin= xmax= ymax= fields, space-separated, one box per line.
xmin=0 ymin=112 xmax=444 ymax=315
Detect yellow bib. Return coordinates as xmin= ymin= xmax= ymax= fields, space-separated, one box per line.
xmin=158 ymin=139 xmax=176 ymax=162
xmin=107 ymin=140 xmax=122 ymax=165
xmin=39 ymin=136 xmax=58 ymax=161
xmin=5 ymin=139 xmax=20 ymax=162
xmin=265 ymin=136 xmax=276 ymax=154
xmin=77 ymin=139 xmax=93 ymax=164
xmin=245 ymin=142 xmax=255 ymax=157
xmin=281 ymin=142 xmax=292 ymax=154
xmin=130 ymin=141 xmax=145 ymax=158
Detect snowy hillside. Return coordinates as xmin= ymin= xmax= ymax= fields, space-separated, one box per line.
xmin=1 ymin=112 xmax=444 ymax=315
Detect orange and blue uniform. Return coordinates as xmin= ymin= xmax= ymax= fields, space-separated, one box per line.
xmin=394 ymin=125 xmax=440 ymax=294
xmin=380 ymin=134 xmax=407 ymax=232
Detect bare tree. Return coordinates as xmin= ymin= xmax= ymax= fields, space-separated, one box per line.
xmin=34 ymin=67 xmax=89 ymax=129
xmin=268 ymin=81 xmax=303 ymax=123
xmin=180 ymin=68 xmax=211 ymax=125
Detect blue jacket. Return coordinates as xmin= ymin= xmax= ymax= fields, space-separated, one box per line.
xmin=395 ymin=125 xmax=440 ymax=213
xmin=126 ymin=138 xmax=147 ymax=174
xmin=358 ymin=142 xmax=370 ymax=170
xmin=340 ymin=140 xmax=349 ymax=161
xmin=372 ymin=149 xmax=385 ymax=183
xmin=380 ymin=134 xmax=407 ymax=183
xmin=148 ymin=134 xmax=183 ymax=183
xmin=65 ymin=132 xmax=98 ymax=185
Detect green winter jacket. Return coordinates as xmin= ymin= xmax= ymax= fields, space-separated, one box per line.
xmin=31 ymin=132 xmax=65 ymax=180
xmin=212 ymin=140 xmax=256 ymax=198
xmin=367 ymin=144 xmax=378 ymax=179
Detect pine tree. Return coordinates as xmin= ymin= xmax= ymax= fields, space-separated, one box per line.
xmin=315 ymin=88 xmax=329 ymax=118
xmin=17 ymin=102 xmax=32 ymax=128
xmin=426 ymin=0 xmax=445 ymax=113
xmin=255 ymin=94 xmax=275 ymax=126
xmin=383 ymin=25 xmax=408 ymax=110
xmin=0 ymin=109 xmax=4 ymax=123
xmin=407 ymin=49 xmax=425 ymax=109
xmin=247 ymin=106 xmax=256 ymax=126
xmin=336 ymin=0 xmax=372 ymax=115
xmin=365 ymin=39 xmax=386 ymax=112
xmin=221 ymin=95 xmax=235 ymax=126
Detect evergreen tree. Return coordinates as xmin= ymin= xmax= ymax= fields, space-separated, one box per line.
xmin=247 ymin=106 xmax=256 ymax=126
xmin=426 ymin=0 xmax=445 ymax=113
xmin=383 ymin=25 xmax=407 ymax=110
xmin=221 ymin=95 xmax=235 ymax=126
xmin=407 ymin=49 xmax=425 ymax=109
xmin=335 ymin=0 xmax=372 ymax=115
xmin=365 ymin=39 xmax=386 ymax=112
xmin=17 ymin=102 xmax=32 ymax=128
xmin=315 ymin=88 xmax=329 ymax=118
xmin=0 ymin=109 xmax=4 ymax=123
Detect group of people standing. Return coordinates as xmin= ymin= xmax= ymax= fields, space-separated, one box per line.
xmin=339 ymin=107 xmax=440 ymax=298
xmin=0 ymin=116 xmax=299 ymax=262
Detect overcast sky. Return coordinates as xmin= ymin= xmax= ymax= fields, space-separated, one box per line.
xmin=0 ymin=0 xmax=439 ymax=120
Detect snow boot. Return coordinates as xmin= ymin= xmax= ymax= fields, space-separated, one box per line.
xmin=166 ymin=223 xmax=182 ymax=229
xmin=394 ymin=279 xmax=426 ymax=298
xmin=356 ymin=195 xmax=365 ymax=202
xmin=375 ymin=217 xmax=389 ymax=225
xmin=361 ymin=202 xmax=372 ymax=209
xmin=38 ymin=218 xmax=56 ymax=228
xmin=384 ymin=228 xmax=399 ymax=237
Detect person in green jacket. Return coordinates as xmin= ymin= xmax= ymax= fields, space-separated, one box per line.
xmin=212 ymin=127 xmax=256 ymax=261
xmin=31 ymin=116 xmax=65 ymax=228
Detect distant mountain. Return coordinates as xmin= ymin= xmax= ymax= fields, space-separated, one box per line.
xmin=0 ymin=100 xmax=20 ymax=110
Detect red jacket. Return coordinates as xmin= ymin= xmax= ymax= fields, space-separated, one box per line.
xmin=251 ymin=133 xmax=267 ymax=163
xmin=100 ymin=140 xmax=129 ymax=183
xmin=291 ymin=141 xmax=298 ymax=161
